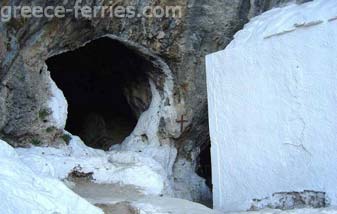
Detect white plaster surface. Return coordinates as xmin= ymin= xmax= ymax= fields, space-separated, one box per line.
xmin=0 ymin=139 xmax=102 ymax=214
xmin=46 ymin=65 xmax=68 ymax=129
xmin=206 ymin=0 xmax=337 ymax=212
xmin=16 ymin=135 xmax=169 ymax=195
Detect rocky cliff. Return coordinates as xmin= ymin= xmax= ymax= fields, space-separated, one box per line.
xmin=0 ymin=0 xmax=308 ymax=202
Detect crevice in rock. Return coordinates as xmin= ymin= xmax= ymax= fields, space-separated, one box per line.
xmin=196 ymin=141 xmax=212 ymax=191
xmin=46 ymin=37 xmax=154 ymax=150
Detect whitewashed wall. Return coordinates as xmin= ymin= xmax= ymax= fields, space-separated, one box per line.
xmin=206 ymin=0 xmax=337 ymax=212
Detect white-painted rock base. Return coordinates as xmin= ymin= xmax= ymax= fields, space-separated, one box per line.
xmin=0 ymin=140 xmax=102 ymax=214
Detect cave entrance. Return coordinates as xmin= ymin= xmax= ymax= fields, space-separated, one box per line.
xmin=46 ymin=37 xmax=153 ymax=150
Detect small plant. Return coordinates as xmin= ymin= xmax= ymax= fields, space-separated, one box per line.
xmin=46 ymin=126 xmax=55 ymax=133
xmin=39 ymin=108 xmax=51 ymax=120
xmin=31 ymin=139 xmax=42 ymax=146
xmin=5 ymin=18 xmax=27 ymax=32
xmin=18 ymin=75 xmax=25 ymax=82
xmin=61 ymin=134 xmax=72 ymax=145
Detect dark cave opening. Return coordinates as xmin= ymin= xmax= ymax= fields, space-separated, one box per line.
xmin=197 ymin=141 xmax=212 ymax=193
xmin=46 ymin=37 xmax=152 ymax=150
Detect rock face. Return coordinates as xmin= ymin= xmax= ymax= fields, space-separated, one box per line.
xmin=206 ymin=0 xmax=337 ymax=211
xmin=0 ymin=0 xmax=303 ymax=203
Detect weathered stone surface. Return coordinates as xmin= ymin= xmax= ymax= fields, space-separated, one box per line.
xmin=250 ymin=191 xmax=327 ymax=211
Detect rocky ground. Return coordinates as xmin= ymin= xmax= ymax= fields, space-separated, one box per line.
xmin=68 ymin=179 xmax=221 ymax=214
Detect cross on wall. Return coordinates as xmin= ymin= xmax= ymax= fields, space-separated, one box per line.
xmin=176 ymin=115 xmax=188 ymax=133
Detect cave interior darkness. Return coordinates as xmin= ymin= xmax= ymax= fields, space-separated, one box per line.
xmin=197 ymin=142 xmax=212 ymax=191
xmin=47 ymin=37 xmax=153 ymax=150
xmin=46 ymin=37 xmax=212 ymax=192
